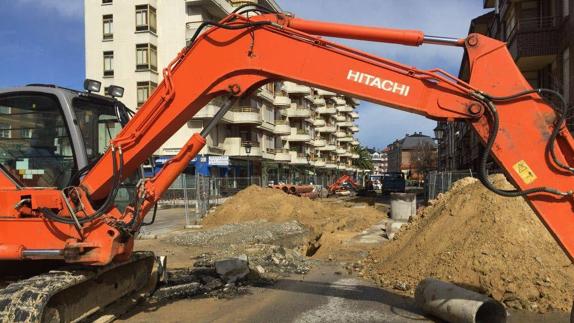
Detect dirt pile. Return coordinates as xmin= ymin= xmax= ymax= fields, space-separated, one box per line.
xmin=362 ymin=175 xmax=574 ymax=313
xmin=202 ymin=185 xmax=387 ymax=257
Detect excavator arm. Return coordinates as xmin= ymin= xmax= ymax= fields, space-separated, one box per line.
xmin=2 ymin=9 xmax=574 ymax=267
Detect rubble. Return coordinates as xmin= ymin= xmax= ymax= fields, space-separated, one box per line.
xmin=215 ymin=255 xmax=250 ymax=283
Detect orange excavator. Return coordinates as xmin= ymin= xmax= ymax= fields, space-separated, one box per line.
xmin=328 ymin=175 xmax=360 ymax=195
xmin=2 ymin=4 xmax=574 ymax=321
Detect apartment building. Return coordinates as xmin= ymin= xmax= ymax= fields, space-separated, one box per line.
xmin=437 ymin=0 xmax=572 ymax=171
xmin=371 ymin=148 xmax=389 ymax=175
xmin=84 ymin=0 xmax=363 ymax=183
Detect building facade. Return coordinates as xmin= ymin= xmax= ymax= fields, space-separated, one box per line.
xmin=438 ymin=0 xmax=572 ymax=171
xmin=84 ymin=0 xmax=363 ymax=184
xmin=387 ymin=133 xmax=437 ymax=179
xmin=371 ymin=148 xmax=388 ymax=175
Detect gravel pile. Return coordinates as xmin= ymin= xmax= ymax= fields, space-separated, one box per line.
xmin=169 ymin=220 xmax=308 ymax=248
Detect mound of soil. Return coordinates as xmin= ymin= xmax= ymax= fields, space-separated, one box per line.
xmin=204 ymin=185 xmax=385 ymax=233
xmin=363 ymin=175 xmax=574 ymax=313
xmin=202 ymin=185 xmax=387 ymax=257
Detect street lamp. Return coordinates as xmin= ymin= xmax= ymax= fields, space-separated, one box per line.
xmin=244 ymin=142 xmax=252 ymax=185
xmin=433 ymin=123 xmax=446 ymax=141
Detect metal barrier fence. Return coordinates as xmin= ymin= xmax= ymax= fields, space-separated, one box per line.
xmin=425 ymin=170 xmax=475 ymax=201
xmin=158 ymin=175 xmax=262 ymax=224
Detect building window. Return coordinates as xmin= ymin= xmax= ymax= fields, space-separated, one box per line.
xmin=137 ymin=81 xmax=158 ymax=106
xmin=136 ymin=44 xmax=157 ymax=72
xmin=136 ymin=5 xmax=157 ymax=33
xmin=103 ymin=51 xmax=114 ymax=77
xmin=564 ymin=0 xmax=570 ymax=17
xmin=0 ymin=124 xmax=10 ymax=138
xmin=102 ymin=0 xmax=112 ymax=4
xmin=20 ymin=128 xmax=32 ymax=139
xmin=103 ymin=14 xmax=113 ymax=40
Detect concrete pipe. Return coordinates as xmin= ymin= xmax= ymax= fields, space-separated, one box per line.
xmin=294 ymin=185 xmax=314 ymax=194
xmin=281 ymin=186 xmax=289 ymax=193
xmin=288 ymin=186 xmax=297 ymax=194
xmin=415 ymin=278 xmax=507 ymax=323
xmin=390 ymin=193 xmax=416 ymax=222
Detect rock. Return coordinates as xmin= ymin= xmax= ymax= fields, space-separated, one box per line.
xmin=385 ymin=221 xmax=405 ymax=240
xmin=255 ymin=265 xmax=265 ymax=274
xmin=393 ymin=281 xmax=411 ymax=291
xmin=215 ymin=254 xmax=250 ymax=283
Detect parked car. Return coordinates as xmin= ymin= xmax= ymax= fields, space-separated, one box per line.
xmin=381 ymin=172 xmax=406 ymax=194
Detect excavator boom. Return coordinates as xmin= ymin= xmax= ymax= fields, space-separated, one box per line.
xmin=1 ymin=7 xmax=574 ymax=321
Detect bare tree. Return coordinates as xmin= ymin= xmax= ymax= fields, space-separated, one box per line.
xmin=410 ymin=142 xmax=437 ymax=181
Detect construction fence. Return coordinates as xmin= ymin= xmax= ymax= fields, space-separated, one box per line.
xmin=424 ymin=170 xmax=476 ymax=201
xmin=159 ymin=174 xmax=262 ymax=224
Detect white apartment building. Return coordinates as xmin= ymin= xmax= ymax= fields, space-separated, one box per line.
xmin=85 ymin=0 xmax=362 ymax=183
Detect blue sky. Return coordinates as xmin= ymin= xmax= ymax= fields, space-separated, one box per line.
xmin=0 ymin=1 xmax=489 ymax=149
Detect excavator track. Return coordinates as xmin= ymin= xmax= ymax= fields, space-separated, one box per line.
xmin=0 ymin=252 xmax=156 ymax=323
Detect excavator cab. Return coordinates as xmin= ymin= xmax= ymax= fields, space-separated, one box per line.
xmin=0 ymin=81 xmax=139 ymax=210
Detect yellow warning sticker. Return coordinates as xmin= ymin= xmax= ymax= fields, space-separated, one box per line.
xmin=513 ymin=160 xmax=537 ymax=185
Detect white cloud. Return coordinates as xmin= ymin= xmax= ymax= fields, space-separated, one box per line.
xmin=16 ymin=0 xmax=83 ymax=19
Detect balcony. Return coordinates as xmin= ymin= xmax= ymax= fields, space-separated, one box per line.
xmin=335 ymin=131 xmax=346 ymax=138
xmin=273 ymin=94 xmax=291 ymax=108
xmin=325 ymin=162 xmax=337 ymax=169
xmin=338 ymin=121 xmax=354 ymax=127
xmin=316 ymin=106 xmax=337 ymax=115
xmin=350 ymin=125 xmax=359 ymax=132
xmin=313 ymin=119 xmax=326 ymax=127
xmin=337 ymin=136 xmax=353 ymax=143
xmin=312 ymin=139 xmax=326 ymax=147
xmin=258 ymin=121 xmax=275 ymax=133
xmin=351 ymin=153 xmax=360 ymax=159
xmin=336 ymin=105 xmax=353 ymax=113
xmin=283 ymin=107 xmax=311 ymax=118
xmin=257 ymin=88 xmax=274 ymax=103
xmin=313 ymin=97 xmax=326 ymax=106
xmin=273 ymin=149 xmax=291 ymax=162
xmin=332 ymin=97 xmax=347 ymax=105
xmin=341 ymin=151 xmax=353 ymax=158
xmin=283 ymin=81 xmax=312 ymax=95
xmin=316 ymin=88 xmax=336 ymax=96
xmin=335 ymin=115 xmax=346 ymax=122
xmin=336 ymin=148 xmax=346 ymax=155
xmin=350 ymin=98 xmax=360 ymax=106
xmin=316 ymin=125 xmax=336 ymax=133
xmin=313 ymin=158 xmax=326 ymax=167
xmin=349 ymin=112 xmax=359 ymax=119
xmin=290 ymin=151 xmax=309 ymax=165
xmin=223 ymin=138 xmax=262 ymax=156
xmin=507 ymin=16 xmax=563 ymax=70
xmin=286 ymin=128 xmax=311 ymax=142
xmin=194 ymin=103 xmax=220 ymax=119
xmin=262 ymin=148 xmax=276 ymax=161
xmin=351 ymin=139 xmax=360 ymax=146
xmin=317 ymin=144 xmax=336 ymax=151
xmin=273 ymin=120 xmax=291 ymax=135
xmin=227 ymin=107 xmax=262 ymax=124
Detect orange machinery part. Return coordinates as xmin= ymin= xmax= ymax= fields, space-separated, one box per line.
xmin=2 ymin=12 xmax=574 ymax=265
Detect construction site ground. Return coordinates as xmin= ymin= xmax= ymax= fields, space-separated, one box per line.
xmin=120 ymin=185 xmax=572 ymax=322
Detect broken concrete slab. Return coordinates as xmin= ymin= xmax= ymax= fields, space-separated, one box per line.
xmin=385 ymin=221 xmax=406 ymax=240
xmin=215 ymin=254 xmax=250 ymax=283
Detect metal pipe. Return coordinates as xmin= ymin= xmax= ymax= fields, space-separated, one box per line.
xmin=423 ymin=35 xmax=465 ymax=47
xmin=200 ymin=98 xmax=237 ymax=137
xmin=22 ymin=249 xmax=64 ymax=259
xmin=415 ymin=278 xmax=507 ymax=323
